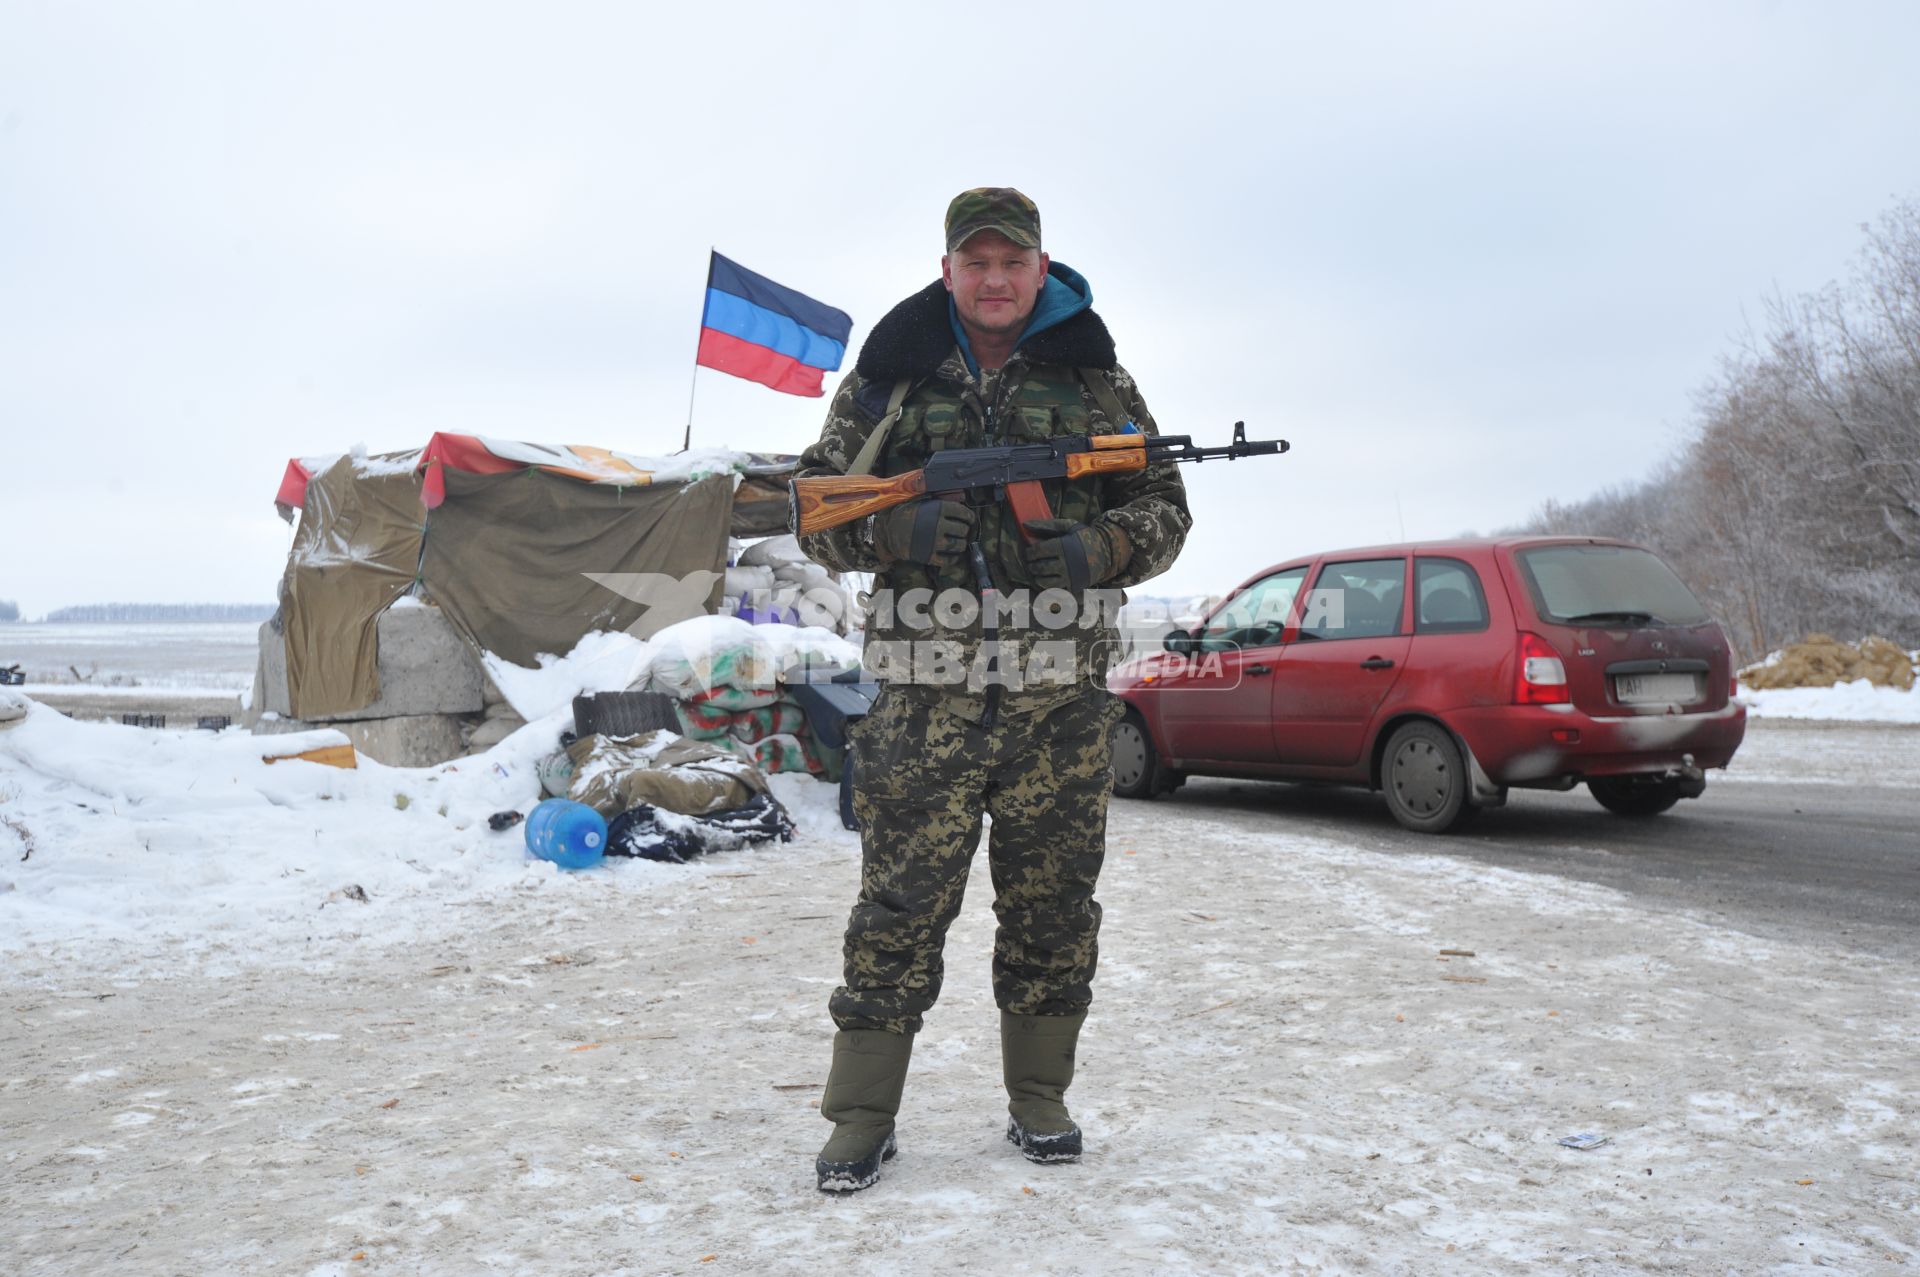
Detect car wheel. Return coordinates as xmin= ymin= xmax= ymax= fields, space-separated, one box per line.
xmin=1382 ymin=721 xmax=1478 ymax=834
xmin=1110 ymin=713 xmax=1162 ymax=800
xmin=1587 ymin=775 xmax=1684 ymax=816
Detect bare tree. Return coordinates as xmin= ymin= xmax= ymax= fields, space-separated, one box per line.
xmin=1510 ymin=197 xmax=1920 ymax=660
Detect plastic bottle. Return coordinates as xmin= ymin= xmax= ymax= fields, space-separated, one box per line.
xmin=524 ymin=798 xmax=607 ymax=870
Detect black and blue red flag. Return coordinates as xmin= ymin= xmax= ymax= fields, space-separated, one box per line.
xmin=696 ymin=253 xmax=853 ymax=398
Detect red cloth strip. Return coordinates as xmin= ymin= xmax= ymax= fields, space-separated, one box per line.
xmin=695 ymin=327 xmax=828 ymax=398
xmin=275 ymin=459 xmax=314 ymax=511
xmin=417 ymin=432 xmax=523 ymax=509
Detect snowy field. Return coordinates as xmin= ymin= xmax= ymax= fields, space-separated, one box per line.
xmin=2 ymin=684 xmax=1916 ymax=1275
xmin=1 ymin=621 xmax=260 ymax=694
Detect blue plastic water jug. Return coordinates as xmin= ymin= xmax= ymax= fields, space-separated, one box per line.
xmin=524 ymin=799 xmax=607 ymax=870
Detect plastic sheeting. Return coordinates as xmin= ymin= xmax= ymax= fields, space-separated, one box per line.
xmin=420 ymin=469 xmax=733 ymax=669
xmin=276 ymin=460 xmax=739 ymax=716
xmin=280 ymin=458 xmax=425 ymax=718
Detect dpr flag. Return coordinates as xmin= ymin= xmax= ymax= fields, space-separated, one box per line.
xmin=696 ymin=253 xmax=853 ymax=397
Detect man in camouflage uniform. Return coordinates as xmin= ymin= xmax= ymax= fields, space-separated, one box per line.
xmin=796 ymin=188 xmax=1191 ymax=1191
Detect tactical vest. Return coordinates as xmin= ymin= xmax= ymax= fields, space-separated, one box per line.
xmin=852 ymin=362 xmax=1136 ymax=595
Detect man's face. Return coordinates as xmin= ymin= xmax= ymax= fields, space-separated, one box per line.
xmin=942 ymin=230 xmax=1050 ymax=337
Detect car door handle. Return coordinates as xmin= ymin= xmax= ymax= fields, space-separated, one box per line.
xmin=1360 ymin=657 xmax=1395 ymax=670
xmin=1246 ymin=663 xmax=1274 ymax=676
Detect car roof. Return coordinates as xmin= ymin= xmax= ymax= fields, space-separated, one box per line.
xmin=1273 ymin=533 xmax=1641 ymax=564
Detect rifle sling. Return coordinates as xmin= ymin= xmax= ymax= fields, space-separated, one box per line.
xmin=1077 ymin=367 xmax=1134 ymax=434
xmin=849 ymin=377 xmax=916 ymax=477
xmin=855 ymin=370 xmax=1127 ymax=478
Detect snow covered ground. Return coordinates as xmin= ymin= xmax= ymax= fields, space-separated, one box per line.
xmin=2 ymin=688 xmax=1916 ymax=1274
xmin=1738 ymin=677 xmax=1920 ymax=725
xmin=1718 ymin=718 xmax=1920 ymax=789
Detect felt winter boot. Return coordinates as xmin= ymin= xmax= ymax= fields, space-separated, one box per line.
xmin=1001 ymin=1009 xmax=1087 ymax=1163
xmin=815 ymin=1029 xmax=914 ymax=1192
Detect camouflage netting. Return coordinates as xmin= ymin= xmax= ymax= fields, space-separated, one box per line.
xmin=1739 ymin=634 xmax=1917 ymax=691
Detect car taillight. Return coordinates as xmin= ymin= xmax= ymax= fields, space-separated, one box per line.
xmin=1515 ymin=632 xmax=1569 ymax=704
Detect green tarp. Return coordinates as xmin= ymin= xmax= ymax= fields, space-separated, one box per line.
xmin=280 ymin=461 xmax=736 ymax=718
xmin=421 ymin=468 xmax=732 ymax=669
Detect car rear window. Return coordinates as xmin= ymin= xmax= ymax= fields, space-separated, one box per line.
xmin=1514 ymin=545 xmax=1710 ymax=626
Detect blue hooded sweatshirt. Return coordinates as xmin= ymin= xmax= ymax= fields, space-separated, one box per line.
xmin=947 ymin=261 xmax=1093 ymax=377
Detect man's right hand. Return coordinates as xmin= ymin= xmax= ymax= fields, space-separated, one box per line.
xmin=874 ymin=499 xmax=977 ymax=565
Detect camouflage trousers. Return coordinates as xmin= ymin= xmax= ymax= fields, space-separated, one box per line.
xmin=829 ymin=683 xmax=1127 ymax=1035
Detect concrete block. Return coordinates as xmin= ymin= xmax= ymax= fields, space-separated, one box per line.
xmin=257 ymin=604 xmax=486 ymax=722
xmin=465 ymin=712 xmax=526 ymax=753
xmin=256 ymin=620 xmax=292 ymax=719
xmin=253 ymin=711 xmax=469 ymax=768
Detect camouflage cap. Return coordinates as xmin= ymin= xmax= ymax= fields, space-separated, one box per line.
xmin=945 ymin=187 xmax=1042 ymax=253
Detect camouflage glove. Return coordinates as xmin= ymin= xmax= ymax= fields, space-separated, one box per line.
xmin=875 ymin=499 xmax=977 ymax=566
xmin=1021 ymin=518 xmax=1132 ymax=592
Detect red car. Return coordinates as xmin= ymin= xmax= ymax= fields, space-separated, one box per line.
xmin=1107 ymin=536 xmax=1747 ymax=832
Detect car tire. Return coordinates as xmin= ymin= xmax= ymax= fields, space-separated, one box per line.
xmin=1587 ymin=776 xmax=1684 ymax=816
xmin=1382 ymin=721 xmax=1478 ymax=834
xmin=1110 ymin=713 xmax=1164 ymax=800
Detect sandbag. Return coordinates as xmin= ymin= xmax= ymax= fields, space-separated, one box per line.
xmin=751 ymin=731 xmax=835 ymax=777
xmin=674 ymin=697 xmax=740 ymax=739
xmin=466 ymin=712 xmax=526 ymax=752
xmin=737 ymin=534 xmax=805 ymax=568
xmin=537 ymin=748 xmax=575 ymax=798
xmin=728 ymin=700 xmax=808 ymax=744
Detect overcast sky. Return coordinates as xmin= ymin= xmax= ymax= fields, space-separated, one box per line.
xmin=3 ymin=1 xmax=1918 ymax=618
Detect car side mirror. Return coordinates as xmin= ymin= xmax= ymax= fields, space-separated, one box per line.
xmin=1163 ymin=627 xmax=1195 ymax=655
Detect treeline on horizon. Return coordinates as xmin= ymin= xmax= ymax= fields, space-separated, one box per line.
xmin=0 ymin=602 xmax=275 ymax=624
xmin=1511 ymin=198 xmax=1920 ymax=665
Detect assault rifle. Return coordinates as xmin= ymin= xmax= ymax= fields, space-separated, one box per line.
xmin=787 ymin=422 xmax=1287 ymax=731
xmin=788 ymin=422 xmax=1288 ymax=540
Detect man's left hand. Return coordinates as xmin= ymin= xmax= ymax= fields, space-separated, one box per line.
xmin=1021 ymin=518 xmax=1131 ymax=593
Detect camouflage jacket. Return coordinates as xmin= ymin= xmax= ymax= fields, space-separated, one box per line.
xmin=796 ymin=269 xmax=1192 ymax=716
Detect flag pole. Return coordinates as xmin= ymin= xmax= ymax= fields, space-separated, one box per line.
xmin=683 ymin=248 xmax=714 ymax=453
xmin=682 ymin=366 xmax=698 ymax=453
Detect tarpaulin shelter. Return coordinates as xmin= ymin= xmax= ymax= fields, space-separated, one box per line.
xmin=272 ymin=433 xmax=798 ymax=720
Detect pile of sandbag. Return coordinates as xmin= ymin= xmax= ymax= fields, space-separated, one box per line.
xmin=675 ymin=694 xmax=841 ymax=780
xmin=1740 ymin=634 xmax=1917 ymax=690
xmin=642 ymin=616 xmax=859 ymax=778
xmin=721 ymin=534 xmax=857 ymax=633
xmin=465 ymin=672 xmax=527 ymax=753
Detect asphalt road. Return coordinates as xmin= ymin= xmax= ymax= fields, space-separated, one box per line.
xmin=1139 ymin=720 xmax=1920 ymax=960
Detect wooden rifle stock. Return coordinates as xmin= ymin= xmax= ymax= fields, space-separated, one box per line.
xmin=1063 ymin=434 xmax=1150 ymax=478
xmin=789 ymin=422 xmax=1284 ymax=538
xmin=789 ymin=469 xmax=930 ymax=536
xmin=788 ymin=434 xmax=1157 ymax=537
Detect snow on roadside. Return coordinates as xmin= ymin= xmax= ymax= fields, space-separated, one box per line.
xmin=1738 ymin=677 xmax=1920 ymax=724
xmin=481 ymin=630 xmax=653 ymax=721
xmin=4 ymin=717 xmax=1911 ymax=1274
xmin=480 ymin=620 xmax=860 ymax=722
xmin=0 ymin=683 xmax=853 ymax=979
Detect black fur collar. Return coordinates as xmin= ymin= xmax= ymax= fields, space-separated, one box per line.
xmin=853 ymin=277 xmax=1118 ymax=382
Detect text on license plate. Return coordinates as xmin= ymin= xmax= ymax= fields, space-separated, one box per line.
xmin=1615 ymin=672 xmax=1702 ymax=704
